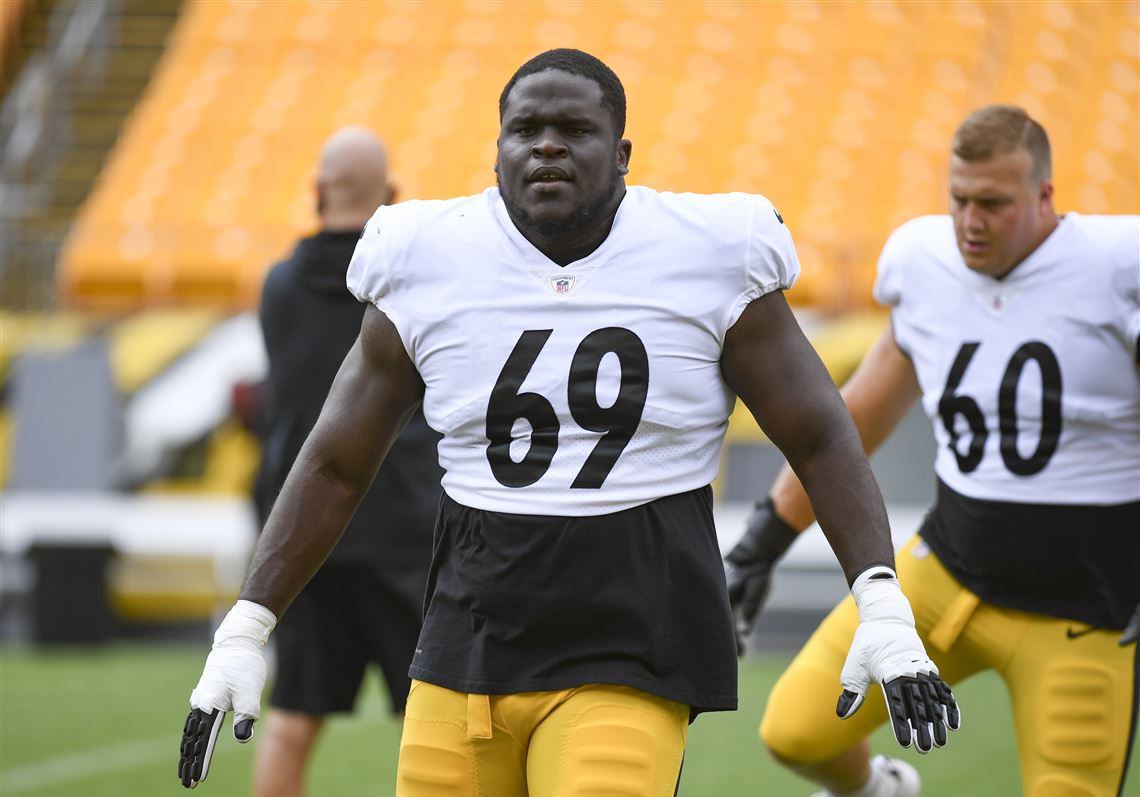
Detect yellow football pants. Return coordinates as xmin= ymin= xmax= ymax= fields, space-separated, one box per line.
xmin=396 ymin=680 xmax=689 ymax=797
xmin=761 ymin=535 xmax=1138 ymax=797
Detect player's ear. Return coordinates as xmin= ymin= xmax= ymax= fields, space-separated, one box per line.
xmin=616 ymin=139 xmax=632 ymax=176
xmin=315 ymin=182 xmax=326 ymax=217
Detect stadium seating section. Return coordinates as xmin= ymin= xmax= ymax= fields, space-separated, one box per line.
xmin=0 ymin=0 xmax=28 ymax=64
xmin=58 ymin=0 xmax=1138 ymax=312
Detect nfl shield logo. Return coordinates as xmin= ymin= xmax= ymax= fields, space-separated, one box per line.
xmin=550 ymin=275 xmax=576 ymax=295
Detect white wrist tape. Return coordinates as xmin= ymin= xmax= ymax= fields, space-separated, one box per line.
xmin=190 ymin=601 xmax=278 ymax=719
xmin=850 ymin=566 xmax=916 ymax=627
xmin=214 ymin=600 xmax=277 ymax=649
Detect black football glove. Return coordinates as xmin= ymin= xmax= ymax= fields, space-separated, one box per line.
xmin=724 ymin=498 xmax=799 ymax=656
xmin=1121 ymin=602 xmax=1140 ymax=646
xmin=838 ymin=566 xmax=961 ymax=753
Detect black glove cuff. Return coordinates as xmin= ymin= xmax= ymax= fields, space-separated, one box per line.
xmin=726 ymin=496 xmax=799 ymax=566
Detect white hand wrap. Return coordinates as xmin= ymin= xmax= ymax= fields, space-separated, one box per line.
xmin=188 ymin=600 xmax=277 ymax=723
xmin=840 ymin=566 xmax=938 ymax=704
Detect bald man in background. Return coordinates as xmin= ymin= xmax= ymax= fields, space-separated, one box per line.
xmin=251 ymin=127 xmax=443 ymax=797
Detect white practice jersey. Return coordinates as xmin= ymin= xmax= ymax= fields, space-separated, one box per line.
xmin=348 ymin=186 xmax=799 ymax=516
xmin=875 ymin=213 xmax=1140 ymax=505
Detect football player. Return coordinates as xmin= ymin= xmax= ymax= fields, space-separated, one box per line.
xmin=727 ymin=105 xmax=1139 ymax=797
xmin=179 ymin=49 xmax=958 ymax=795
xmin=251 ymin=127 xmax=443 ymax=797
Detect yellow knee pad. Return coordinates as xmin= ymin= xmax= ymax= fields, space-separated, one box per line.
xmin=529 ymin=686 xmax=688 ymax=797
xmin=552 ymin=709 xmax=665 ymax=796
xmin=759 ymin=674 xmax=821 ymax=764
xmin=760 ymin=664 xmax=882 ymax=764
xmin=1027 ymin=774 xmax=1101 ymax=797
xmin=1033 ymin=661 xmax=1116 ymax=767
xmin=398 ymin=744 xmax=475 ymax=797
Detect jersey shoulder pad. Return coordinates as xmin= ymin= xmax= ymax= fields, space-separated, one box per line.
xmin=743 ymin=192 xmax=799 ymax=292
xmin=707 ymin=190 xmax=801 ymax=327
xmin=873 ymin=215 xmax=954 ymax=308
xmin=346 ymin=195 xmax=482 ymax=306
xmin=1072 ymin=214 xmax=1140 ymax=356
xmin=1070 ymin=213 xmax=1140 ymax=267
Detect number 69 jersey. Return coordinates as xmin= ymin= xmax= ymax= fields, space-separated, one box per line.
xmin=875 ymin=213 xmax=1140 ymax=627
xmin=348 ymin=186 xmax=798 ymax=517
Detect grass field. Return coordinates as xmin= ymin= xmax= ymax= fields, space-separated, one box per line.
xmin=0 ymin=643 xmax=1136 ymax=796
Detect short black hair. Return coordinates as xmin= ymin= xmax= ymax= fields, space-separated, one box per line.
xmin=499 ymin=48 xmax=626 ymax=138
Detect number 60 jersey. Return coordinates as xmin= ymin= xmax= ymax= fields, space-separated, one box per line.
xmin=348 ymin=186 xmax=798 ymax=517
xmin=875 ymin=213 xmax=1139 ymax=628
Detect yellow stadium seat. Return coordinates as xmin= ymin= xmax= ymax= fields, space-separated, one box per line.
xmin=59 ymin=0 xmax=1139 ymax=311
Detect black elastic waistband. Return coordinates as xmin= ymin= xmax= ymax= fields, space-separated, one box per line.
xmin=920 ymin=480 xmax=1140 ymax=628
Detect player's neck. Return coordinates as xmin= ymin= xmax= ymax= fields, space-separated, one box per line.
xmin=527 ymin=224 xmax=614 ymax=267
xmin=510 ymin=188 xmax=626 ymax=267
xmin=320 ymin=210 xmax=371 ymax=233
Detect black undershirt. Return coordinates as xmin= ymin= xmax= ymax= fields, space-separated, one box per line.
xmin=409 ymin=486 xmax=738 ymax=717
xmin=920 ymin=479 xmax=1140 ymax=629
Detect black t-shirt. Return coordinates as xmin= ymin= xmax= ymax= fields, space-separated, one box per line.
xmin=920 ymin=478 xmax=1140 ymax=629
xmin=409 ymin=486 xmax=738 ymax=716
xmin=256 ymin=230 xmax=444 ymax=588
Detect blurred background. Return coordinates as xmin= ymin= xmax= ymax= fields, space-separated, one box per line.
xmin=0 ymin=1 xmax=1137 ymax=795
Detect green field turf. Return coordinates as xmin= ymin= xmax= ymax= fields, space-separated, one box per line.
xmin=0 ymin=643 xmax=1136 ymax=796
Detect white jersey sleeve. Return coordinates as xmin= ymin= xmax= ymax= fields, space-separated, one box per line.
xmin=1080 ymin=215 xmax=1140 ymax=361
xmin=872 ymin=222 xmax=907 ymax=309
xmin=347 ymin=206 xmax=388 ymax=302
xmin=872 ymin=215 xmax=944 ymax=356
xmin=347 ymin=198 xmax=477 ymax=360
xmin=726 ymin=194 xmax=800 ymax=330
xmin=346 ymin=204 xmax=405 ymax=342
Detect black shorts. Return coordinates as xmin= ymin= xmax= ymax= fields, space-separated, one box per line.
xmin=269 ymin=562 xmax=424 ymax=715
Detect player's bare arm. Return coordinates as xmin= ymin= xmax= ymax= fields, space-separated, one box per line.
xmin=721 ymin=290 xmax=894 ymax=583
xmin=772 ymin=325 xmax=922 ymax=531
xmin=722 ymin=291 xmax=959 ymax=752
xmin=179 ymin=304 xmax=423 ymax=789
xmin=241 ymin=303 xmax=424 ymax=614
xmin=725 ymin=324 xmax=922 ymax=653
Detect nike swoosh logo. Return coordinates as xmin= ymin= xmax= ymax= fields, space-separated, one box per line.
xmin=1065 ymin=626 xmax=1097 ymax=640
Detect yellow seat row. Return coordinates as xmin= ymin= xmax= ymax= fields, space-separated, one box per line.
xmin=60 ymin=0 xmax=1139 ymax=312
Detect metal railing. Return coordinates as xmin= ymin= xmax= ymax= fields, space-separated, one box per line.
xmin=0 ymin=0 xmax=120 ymax=309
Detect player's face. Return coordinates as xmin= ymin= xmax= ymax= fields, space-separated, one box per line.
xmin=949 ymin=148 xmax=1054 ymax=278
xmin=497 ymin=70 xmax=631 ymax=237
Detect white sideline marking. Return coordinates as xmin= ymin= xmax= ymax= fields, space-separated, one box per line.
xmin=0 ymin=715 xmax=389 ymax=794
xmin=1 ymin=737 xmax=189 ymax=794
